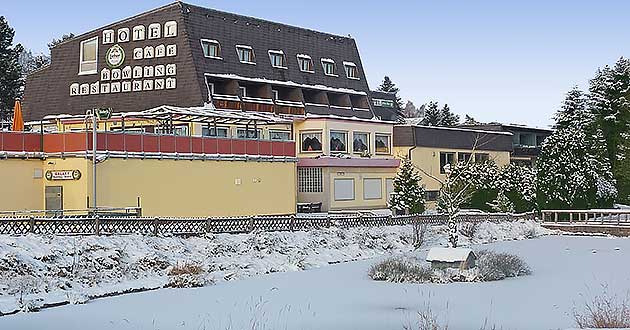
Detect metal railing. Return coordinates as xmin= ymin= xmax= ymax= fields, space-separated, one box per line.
xmin=0 ymin=212 xmax=536 ymax=236
xmin=541 ymin=209 xmax=630 ymax=226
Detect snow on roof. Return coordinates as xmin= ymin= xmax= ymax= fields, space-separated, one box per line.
xmin=342 ymin=61 xmax=356 ymax=66
xmin=205 ymin=73 xmax=367 ymax=96
xmin=399 ymin=123 xmax=513 ymax=136
xmin=296 ymin=54 xmax=311 ymax=58
xmin=426 ymin=247 xmax=475 ymax=263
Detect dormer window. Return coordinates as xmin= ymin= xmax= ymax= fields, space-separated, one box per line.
xmin=344 ymin=62 xmax=359 ymax=79
xmin=236 ymin=45 xmax=255 ymax=64
xmin=321 ymin=58 xmax=337 ymax=76
xmin=201 ymin=39 xmax=221 ymax=59
xmin=297 ymin=54 xmax=313 ymax=73
xmin=79 ymin=37 xmax=98 ymax=75
xmin=268 ymin=50 xmax=287 ymax=68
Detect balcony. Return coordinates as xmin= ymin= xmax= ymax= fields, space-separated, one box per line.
xmin=0 ymin=131 xmax=296 ymax=158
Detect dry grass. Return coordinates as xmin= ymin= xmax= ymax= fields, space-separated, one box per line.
xmin=573 ymin=287 xmax=630 ymax=329
xmin=167 ymin=262 xmax=204 ymax=276
xmin=412 ymin=222 xmax=429 ymax=249
xmin=459 ymin=221 xmax=480 ymax=239
xmin=369 ymin=257 xmax=433 ymax=283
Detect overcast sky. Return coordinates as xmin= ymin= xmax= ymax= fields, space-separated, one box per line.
xmin=4 ymin=0 xmax=630 ymax=127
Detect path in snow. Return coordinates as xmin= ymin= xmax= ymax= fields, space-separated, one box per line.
xmin=1 ymin=236 xmax=629 ymax=330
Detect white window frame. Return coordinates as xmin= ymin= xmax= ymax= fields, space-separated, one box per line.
xmin=236 ymin=128 xmax=262 ymax=139
xmin=239 ymin=86 xmax=247 ymax=98
xmin=269 ymin=130 xmax=292 ymax=141
xmin=236 ymin=45 xmax=255 ymax=64
xmin=297 ymin=54 xmax=314 ymax=73
xmin=363 ymin=178 xmax=383 ymax=200
xmin=200 ymin=39 xmax=222 ymax=59
xmin=203 ymin=125 xmax=229 ymax=138
xmin=352 ymin=131 xmax=370 ymax=154
xmin=78 ymin=37 xmax=98 ymax=75
xmin=300 ymin=130 xmax=323 ymax=153
xmin=321 ymin=58 xmax=338 ymax=77
xmin=343 ymin=61 xmax=359 ymax=80
xmin=375 ymin=133 xmax=391 ymax=155
xmin=334 ymin=178 xmax=355 ymax=201
xmin=268 ymin=50 xmax=287 ymax=69
xmin=330 ymin=130 xmax=348 ymax=154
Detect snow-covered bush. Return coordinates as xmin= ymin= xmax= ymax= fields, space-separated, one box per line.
xmin=459 ymin=221 xmax=480 ymax=240
xmin=368 ymin=257 xmax=432 ymax=283
xmin=167 ymin=262 xmax=209 ymax=288
xmin=573 ymin=288 xmax=630 ymax=329
xmin=411 ymin=222 xmax=428 ymax=249
xmin=476 ymin=250 xmax=532 ymax=281
xmin=390 ymin=157 xmax=425 ymax=215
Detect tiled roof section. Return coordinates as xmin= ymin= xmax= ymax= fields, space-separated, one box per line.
xmin=393 ymin=125 xmax=513 ymax=152
xmin=182 ymin=2 xmax=374 ymax=117
xmin=370 ymin=90 xmax=402 ymax=122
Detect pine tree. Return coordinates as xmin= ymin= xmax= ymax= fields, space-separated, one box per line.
xmin=377 ymin=76 xmax=403 ymax=109
xmin=402 ymin=101 xmax=421 ymax=118
xmin=389 ymin=158 xmax=425 ymax=215
xmin=421 ymin=101 xmax=441 ymax=126
xmin=463 ymin=114 xmax=480 ymax=126
xmin=439 ymin=104 xmax=460 ymax=127
xmin=588 ymin=58 xmax=630 ymax=203
xmin=19 ymin=49 xmax=50 ymax=76
xmin=0 ymin=16 xmax=23 ymax=124
xmin=537 ymin=88 xmax=617 ymax=209
xmin=48 ymin=33 xmax=75 ymax=50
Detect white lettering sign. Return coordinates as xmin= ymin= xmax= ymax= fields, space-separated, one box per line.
xmin=154 ymin=79 xmax=164 ymax=90
xmin=122 ymin=66 xmax=132 ymax=79
xmin=122 ymin=81 xmax=131 ymax=92
xmin=133 ymin=80 xmax=143 ymax=92
xmin=101 ymin=68 xmax=111 ymax=81
xmin=133 ymin=66 xmax=143 ymax=79
xmin=111 ymin=82 xmax=121 ymax=93
xmin=132 ymin=25 xmax=145 ymax=41
xmin=111 ymin=69 xmax=121 ymax=80
xmin=143 ymin=80 xmax=154 ymax=91
xmin=148 ymin=23 xmax=161 ymax=39
xmin=166 ymin=64 xmax=176 ymax=76
xmin=166 ymin=44 xmax=177 ymax=57
xmin=155 ymin=65 xmax=165 ymax=76
xmin=143 ymin=66 xmax=154 ymax=78
xmin=103 ymin=30 xmax=114 ymax=44
xmin=164 ymin=21 xmax=177 ymax=37
xmin=117 ymin=28 xmax=130 ymax=43
xmin=166 ymin=78 xmax=176 ymax=89
xmin=80 ymin=83 xmax=90 ymax=95
xmin=100 ymin=83 xmax=110 ymax=94
xmin=144 ymin=46 xmax=154 ymax=59
xmin=155 ymin=44 xmax=165 ymax=58
xmin=90 ymin=82 xmax=100 ymax=95
xmin=133 ymin=47 xmax=143 ymax=60
xmin=70 ymin=83 xmax=80 ymax=96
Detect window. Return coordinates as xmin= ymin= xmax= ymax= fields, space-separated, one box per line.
xmin=321 ymin=58 xmax=337 ymax=76
xmin=301 ymin=131 xmax=323 ymax=152
xmin=79 ymin=37 xmax=98 ymax=75
xmin=272 ymin=89 xmax=279 ymax=100
xmin=425 ymin=190 xmax=439 ymax=202
xmin=334 ymin=178 xmax=355 ymax=201
xmin=155 ymin=126 xmax=189 ymax=136
xmin=386 ymin=178 xmax=394 ymax=200
xmin=363 ymin=178 xmax=382 ymax=200
xmin=239 ymin=86 xmax=247 ymax=97
xmin=237 ymin=128 xmax=262 ymax=139
xmin=375 ymin=134 xmax=391 ymax=154
xmin=458 ymin=152 xmax=472 ymax=163
xmin=236 ymin=45 xmax=255 ymax=64
xmin=201 ymin=39 xmax=221 ymax=58
xmin=353 ymin=132 xmax=369 ymax=154
xmin=440 ymin=152 xmax=455 ymax=174
xmin=298 ymin=167 xmax=323 ymax=193
xmin=536 ymin=135 xmax=545 ymax=146
xmin=330 ymin=131 xmax=347 ymax=153
xmin=268 ymin=50 xmax=287 ymax=68
xmin=202 ymin=126 xmax=229 ymax=137
xmin=344 ymin=62 xmax=359 ymax=79
xmin=475 ymin=153 xmax=490 ymax=163
xmin=270 ymin=130 xmax=291 ymax=141
xmin=297 ymin=54 xmax=314 ymax=73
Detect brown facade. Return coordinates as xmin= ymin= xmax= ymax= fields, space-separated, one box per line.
xmin=393 ymin=125 xmax=513 ymax=152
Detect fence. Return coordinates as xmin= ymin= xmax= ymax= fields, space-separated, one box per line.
xmin=0 ymin=212 xmax=536 ymax=236
xmin=541 ymin=209 xmax=630 ymax=226
xmin=0 ymin=131 xmax=296 ymax=157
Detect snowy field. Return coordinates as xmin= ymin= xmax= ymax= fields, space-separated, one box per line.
xmin=1 ymin=233 xmax=629 ymax=329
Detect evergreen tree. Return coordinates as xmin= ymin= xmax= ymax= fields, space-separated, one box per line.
xmin=0 ymin=16 xmax=23 ymax=124
xmin=439 ymin=104 xmax=460 ymax=127
xmin=389 ymin=158 xmax=425 ymax=215
xmin=402 ymin=101 xmax=421 ymax=118
xmin=47 ymin=33 xmax=75 ymax=50
xmin=537 ymin=88 xmax=617 ymax=209
xmin=463 ymin=114 xmax=480 ymax=125
xmin=377 ymin=76 xmax=403 ymax=109
xmin=19 ymin=49 xmax=50 ymax=76
xmin=421 ymin=101 xmax=441 ymax=126
xmin=588 ymin=58 xmax=630 ymax=203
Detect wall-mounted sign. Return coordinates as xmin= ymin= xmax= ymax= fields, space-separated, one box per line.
xmin=45 ymin=170 xmax=82 ymax=181
xmin=105 ymin=44 xmax=125 ymax=68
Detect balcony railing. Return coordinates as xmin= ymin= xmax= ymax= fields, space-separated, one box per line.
xmin=0 ymin=131 xmax=296 ymax=158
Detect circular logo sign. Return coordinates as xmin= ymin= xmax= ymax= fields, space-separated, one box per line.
xmin=72 ymin=170 xmax=82 ymax=180
xmin=106 ymin=44 xmax=125 ymax=68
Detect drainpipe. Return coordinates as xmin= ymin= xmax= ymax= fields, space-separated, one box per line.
xmin=407 ymin=126 xmax=416 ymax=160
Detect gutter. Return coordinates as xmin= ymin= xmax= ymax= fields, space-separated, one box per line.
xmin=408 ymin=126 xmax=416 ymax=160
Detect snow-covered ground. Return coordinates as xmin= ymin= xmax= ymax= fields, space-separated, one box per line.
xmin=0 ymin=220 xmax=544 ymax=317
xmin=2 ymin=235 xmax=629 ymax=329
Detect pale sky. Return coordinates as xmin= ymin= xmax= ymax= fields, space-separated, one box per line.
xmin=4 ymin=0 xmax=630 ymax=127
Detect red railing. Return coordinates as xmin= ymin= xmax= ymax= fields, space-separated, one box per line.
xmin=0 ymin=131 xmax=296 ymax=157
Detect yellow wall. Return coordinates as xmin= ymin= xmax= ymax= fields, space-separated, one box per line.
xmin=395 ymin=146 xmax=511 ymax=192
xmin=327 ymin=167 xmax=397 ymax=211
xmin=0 ymin=159 xmax=44 ymax=211
xmin=294 ymin=118 xmax=394 ymax=158
xmin=42 ymin=158 xmax=91 ymax=211
xmin=95 ymin=158 xmax=296 ymax=217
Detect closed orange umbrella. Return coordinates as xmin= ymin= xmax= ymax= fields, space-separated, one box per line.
xmin=12 ymin=100 xmax=24 ymax=131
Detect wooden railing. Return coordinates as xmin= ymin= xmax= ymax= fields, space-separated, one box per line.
xmin=0 ymin=212 xmax=536 ymax=236
xmin=541 ymin=209 xmax=630 ymax=226
xmin=0 ymin=131 xmax=296 ymax=158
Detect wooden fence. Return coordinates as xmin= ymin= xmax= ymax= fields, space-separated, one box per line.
xmin=541 ymin=209 xmax=630 ymax=226
xmin=0 ymin=212 xmax=536 ymax=236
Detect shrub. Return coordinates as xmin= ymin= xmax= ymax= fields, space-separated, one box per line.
xmin=573 ymin=289 xmax=630 ymax=329
xmin=368 ymin=257 xmax=432 ymax=283
xmin=167 ymin=262 xmax=203 ymax=276
xmin=476 ymin=250 xmax=531 ymax=281
xmin=412 ymin=222 xmax=429 ymax=249
xmin=459 ymin=221 xmax=480 ymax=239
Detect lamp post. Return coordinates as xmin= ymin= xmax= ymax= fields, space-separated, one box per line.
xmin=87 ymin=108 xmax=112 ymax=215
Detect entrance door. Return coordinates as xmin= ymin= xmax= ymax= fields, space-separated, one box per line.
xmin=45 ymin=186 xmax=63 ymax=215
